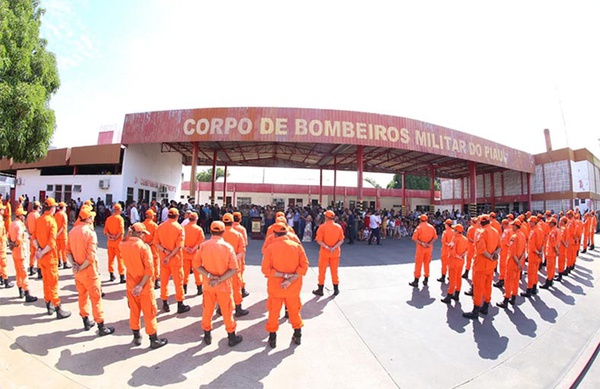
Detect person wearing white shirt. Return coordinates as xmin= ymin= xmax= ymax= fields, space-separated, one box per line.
xmin=160 ymin=204 xmax=169 ymax=224
xmin=181 ymin=210 xmax=192 ymax=226
xmin=130 ymin=202 xmax=140 ymax=224
xmin=368 ymin=211 xmax=382 ymax=245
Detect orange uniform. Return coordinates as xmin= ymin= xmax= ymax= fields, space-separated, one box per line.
xmin=526 ymin=223 xmax=544 ymax=290
xmin=545 ymin=224 xmax=560 ymax=282
xmin=35 ymin=211 xmax=61 ymax=307
xmin=440 ymin=225 xmax=453 ymax=278
xmin=142 ymin=217 xmax=160 ymax=283
xmin=26 ymin=209 xmax=40 ymax=269
xmin=3 ymin=200 xmax=11 ymax=234
xmin=411 ymin=220 xmax=438 ymax=279
xmin=183 ymin=221 xmax=205 ymax=289
xmin=582 ymin=214 xmax=591 ymax=251
xmin=263 ymin=225 xmax=300 ymax=253
xmin=498 ymin=224 xmax=512 ymax=282
xmin=120 ymin=236 xmax=158 ymax=336
xmin=104 ymin=213 xmax=125 ymax=276
xmin=447 ymin=232 xmax=468 ymax=295
xmin=233 ymin=221 xmax=248 ymax=287
xmin=67 ymin=223 xmax=105 ymax=324
xmin=465 ymin=223 xmax=478 ymax=272
xmin=9 ymin=217 xmax=30 ymax=292
xmin=223 ymin=226 xmax=245 ymax=305
xmin=558 ymin=220 xmax=570 ymax=275
xmin=54 ymin=209 xmax=69 ymax=265
xmin=155 ymin=218 xmax=185 ymax=302
xmin=315 ymin=219 xmax=345 ymax=286
xmin=0 ymin=218 xmax=8 ymax=281
xmin=262 ymin=234 xmax=309 ymax=333
xmin=589 ymin=212 xmax=597 ymax=248
xmin=193 ymin=235 xmax=238 ymax=333
xmin=471 ymin=223 xmax=500 ymax=307
xmin=504 ymin=229 xmax=525 ymax=300
xmin=566 ymin=217 xmax=577 ymax=269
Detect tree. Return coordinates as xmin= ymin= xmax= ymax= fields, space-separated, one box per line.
xmin=0 ymin=0 xmax=60 ymax=163
xmin=387 ymin=174 xmax=441 ymax=191
xmin=364 ymin=177 xmax=382 ymax=189
xmin=196 ymin=167 xmax=229 ymax=182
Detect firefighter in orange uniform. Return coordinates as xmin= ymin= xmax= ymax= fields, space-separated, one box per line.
xmin=55 ymin=202 xmax=71 ymax=269
xmin=1 ymin=194 xmax=11 ymax=235
xmin=497 ymin=219 xmax=525 ymax=308
xmin=142 ymin=209 xmax=160 ymax=290
xmin=581 ymin=212 xmax=591 ymax=254
xmin=490 ymin=212 xmax=502 ymax=235
xmin=565 ymin=210 xmax=577 ymax=273
xmin=222 ymin=213 xmax=249 ymax=316
xmin=441 ymin=224 xmax=468 ymax=304
xmin=8 ymin=208 xmax=37 ymax=302
xmin=437 ymin=219 xmax=454 ymax=283
xmin=556 ymin=216 xmax=570 ymax=281
xmin=313 ymin=210 xmax=345 ymax=296
xmin=233 ymin=211 xmax=250 ymax=297
xmin=120 ymin=222 xmax=168 ymax=349
xmin=521 ymin=216 xmax=544 ymax=297
xmin=67 ymin=206 xmax=115 ymax=335
xmin=262 ymin=222 xmax=309 ymax=347
xmin=462 ymin=217 xmax=479 ymax=280
xmin=463 ymin=214 xmax=500 ymax=319
xmin=26 ymin=201 xmax=41 ymax=276
xmin=33 ymin=198 xmax=71 ymax=319
xmin=155 ymin=208 xmax=190 ymax=314
xmin=183 ymin=212 xmax=205 ymax=296
xmin=409 ymin=214 xmax=438 ymax=287
xmin=493 ymin=219 xmax=511 ymax=289
xmin=194 ymin=221 xmax=243 ymax=347
xmin=104 ymin=203 xmax=125 ymax=283
xmin=540 ymin=218 xmax=559 ymax=289
xmin=0 ymin=205 xmax=12 ymax=288
xmin=589 ymin=211 xmax=597 ymax=250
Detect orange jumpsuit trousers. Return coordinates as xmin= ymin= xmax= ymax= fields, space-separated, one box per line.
xmin=266 ymin=279 xmax=303 ymax=332
xmin=40 ymin=250 xmax=61 ymax=306
xmin=183 ymin=253 xmax=202 ymax=287
xmin=128 ymin=285 xmax=158 ymax=336
xmin=440 ymin=246 xmax=450 ymax=277
xmin=504 ymin=260 xmax=520 ymax=299
xmin=558 ymin=244 xmax=567 ymax=274
xmin=318 ymin=253 xmax=340 ymax=285
xmin=56 ymin=238 xmax=67 ymax=265
xmin=107 ymin=242 xmax=125 ymax=275
xmin=498 ymin=246 xmax=509 ymax=282
xmin=202 ymin=284 xmax=236 ymax=333
xmin=11 ymin=244 xmax=30 ymax=291
xmin=447 ymin=257 xmax=464 ymax=295
xmin=75 ymin=266 xmax=105 ymax=323
xmin=526 ymin=252 xmax=541 ymax=289
xmin=29 ymin=240 xmax=37 ymax=268
xmin=472 ymin=255 xmax=496 ymax=306
xmin=546 ymin=253 xmax=557 ymax=281
xmin=150 ymin=245 xmax=160 ymax=282
xmin=465 ymin=243 xmax=475 ymax=271
xmin=160 ymin=257 xmax=185 ymax=302
xmin=413 ymin=247 xmax=433 ymax=278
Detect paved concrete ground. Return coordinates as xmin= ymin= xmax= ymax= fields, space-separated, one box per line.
xmin=0 ymin=228 xmax=599 ymax=388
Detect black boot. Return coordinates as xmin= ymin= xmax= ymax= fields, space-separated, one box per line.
xmin=18 ymin=287 xmax=24 ymax=298
xmin=204 ymin=330 xmax=212 ymax=345
xmin=493 ymin=279 xmax=504 ymax=288
xmin=462 ymin=306 xmax=480 ymax=320
xmin=453 ymin=291 xmax=460 ymax=301
xmin=590 ymin=244 xmax=595 ymax=250
xmin=97 ymin=322 xmax=115 ymax=336
xmin=462 ymin=269 xmax=469 ymax=279
xmin=132 ymin=329 xmax=142 ymax=346
xmin=24 ymin=290 xmax=37 ymax=303
xmin=183 ymin=284 xmax=188 ymax=295
xmin=3 ymin=277 xmax=14 ymax=288
xmin=46 ymin=301 xmax=55 ymax=315
xmin=520 ymin=288 xmax=532 ymax=297
xmin=63 ymin=262 xmax=71 ymax=269
xmin=480 ymin=302 xmax=489 ymax=315
xmin=177 ymin=301 xmax=190 ymax=314
xmin=235 ymin=304 xmax=249 ymax=317
xmin=539 ymin=279 xmax=552 ymax=289
xmin=149 ymin=333 xmax=168 ymax=349
xmin=37 ymin=269 xmax=43 ymax=279
xmin=464 ymin=288 xmax=473 ymax=296
xmin=333 ymin=284 xmax=340 ymax=296
xmin=162 ymin=300 xmax=170 ymax=312
xmin=440 ymin=294 xmax=453 ymax=304
xmin=509 ymin=296 xmax=516 ymax=306
xmin=241 ymin=287 xmax=250 ymax=298
xmin=581 ymin=248 xmax=587 ymax=254
xmin=437 ymin=275 xmax=446 ymax=283
xmin=292 ymin=328 xmax=302 ymax=345
xmin=28 ymin=266 xmax=34 ymax=276
xmin=55 ymin=305 xmax=71 ymax=320
xmin=312 ymin=284 xmax=324 ymax=296
xmin=227 ymin=331 xmax=243 ymax=347
xmin=82 ymin=316 xmax=96 ymax=331
xmin=496 ymin=297 xmax=510 ymax=308
xmin=197 ymin=284 xmax=203 ymax=296
xmin=554 ymin=273 xmax=563 ymax=282
xmin=532 ymin=285 xmax=538 ymax=295
xmin=423 ymin=277 xmax=429 ymax=286
xmin=268 ymin=332 xmax=277 ymax=348
xmin=109 ymin=273 xmax=115 ymax=282
xmin=408 ymin=278 xmax=419 ymax=287
xmin=154 ymin=279 xmax=160 ymax=290
xmin=120 ymin=274 xmax=126 ymax=284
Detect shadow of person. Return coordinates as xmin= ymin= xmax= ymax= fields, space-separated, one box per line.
xmin=561 ymin=279 xmax=586 ymax=296
xmin=13 ymin=328 xmax=96 ymax=356
xmin=445 ymin=301 xmax=468 ymax=333
xmin=472 ymin=315 xmax=509 ymax=360
xmin=56 ymin=342 xmax=151 ymax=376
xmin=301 ymin=295 xmax=335 ymax=321
xmin=548 ymin=286 xmax=576 ymax=305
xmin=504 ymin=305 xmax=537 ymax=337
xmin=0 ymin=298 xmax=58 ymax=330
xmin=568 ymin=273 xmax=594 ymax=288
xmin=406 ymin=286 xmax=435 ymax=309
xmin=530 ymin=294 xmax=558 ymax=323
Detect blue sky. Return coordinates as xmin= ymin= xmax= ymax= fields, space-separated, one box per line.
xmin=39 ymin=0 xmax=600 ymax=164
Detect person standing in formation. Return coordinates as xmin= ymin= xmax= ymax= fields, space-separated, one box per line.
xmin=462 ymin=217 xmax=479 ymax=280
xmin=497 ymin=219 xmax=525 ymax=308
xmin=540 ymin=217 xmax=559 ymax=289
xmin=120 ymin=223 xmax=168 ymax=349
xmin=26 ymin=201 xmax=41 ymax=277
xmin=222 ymin=213 xmax=249 ymax=317
xmin=437 ymin=219 xmax=454 ymax=283
xmin=155 ymin=208 xmax=190 ymax=314
xmin=0 ymin=204 xmax=13 ymax=288
xmin=8 ymin=208 xmax=38 ymax=302
xmin=493 ymin=219 xmax=511 ymax=289
xmin=313 ymin=210 xmax=345 ymax=296
xmin=556 ymin=216 xmax=570 ymax=281
xmin=232 ymin=212 xmax=250 ymax=297
xmin=34 ymin=198 xmax=71 ymax=319
xmin=194 ymin=221 xmax=243 ymax=347
xmin=262 ymin=223 xmax=309 ymax=348
xmin=182 ymin=212 xmax=205 ymax=296
xmin=409 ymin=214 xmax=438 ymax=287
xmin=55 ymin=202 xmax=71 ymax=270
xmin=521 ymin=216 xmax=544 ymax=298
xmin=67 ymin=206 xmax=115 ymax=336
xmin=142 ymin=209 xmax=161 ymax=290
xmin=588 ymin=211 xmax=597 ymax=250
xmin=441 ymin=224 xmax=468 ymax=304
xmin=104 ymin=203 xmax=126 ymax=283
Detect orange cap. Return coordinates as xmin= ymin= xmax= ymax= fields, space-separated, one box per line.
xmin=15 ymin=208 xmax=27 ymax=216
xmin=275 ymin=211 xmax=285 ymax=218
xmin=145 ymin=209 xmax=156 ymax=216
xmin=222 ymin=213 xmax=234 ymax=223
xmin=324 ymin=210 xmax=335 ymax=219
xmin=479 ymin=214 xmax=490 ymax=222
xmin=79 ymin=206 xmax=96 ymax=220
xmin=529 ymin=216 xmax=538 ymax=223
xmin=130 ymin=222 xmax=149 ymax=234
xmin=210 ymin=221 xmax=225 ymax=232
xmin=189 ymin=212 xmax=198 ymax=220
xmin=272 ymin=223 xmax=288 ymax=233
xmin=45 ymin=197 xmax=58 ymax=207
xmin=453 ymin=224 xmax=464 ymax=233
xmin=445 ymin=219 xmax=453 ymax=225
xmin=113 ymin=203 xmax=122 ymax=211
xmin=490 ymin=212 xmax=497 ymax=218
xmin=233 ymin=211 xmax=242 ymax=219
xmin=168 ymin=208 xmax=179 ymax=217
xmin=501 ymin=219 xmax=509 ymax=225
xmin=276 ymin=216 xmax=286 ymax=224
xmin=419 ymin=214 xmax=428 ymax=221
xmin=511 ymin=219 xmax=522 ymax=227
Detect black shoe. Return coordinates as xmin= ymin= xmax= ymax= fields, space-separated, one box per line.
xmin=119 ymin=274 xmax=126 ymax=284
xmin=453 ymin=291 xmax=460 ymax=301
xmin=37 ymin=269 xmax=43 ymax=279
xmin=83 ymin=316 xmax=96 ymax=331
xmin=154 ymin=279 xmax=160 ymax=290
xmin=227 ymin=332 xmax=243 ymax=347
xmin=241 ymin=287 xmax=249 ymax=298
xmin=150 ymin=333 xmax=168 ymax=349
xmin=496 ymin=298 xmax=509 ymax=309
xmin=423 ymin=277 xmax=429 ymax=286
xmin=539 ymin=280 xmax=552 ymax=289
xmin=268 ymin=332 xmax=277 ymax=348
xmin=46 ymin=301 xmax=55 ymax=315
xmin=437 ymin=275 xmax=446 ymax=283
xmin=24 ymin=291 xmax=37 ymax=303
xmin=197 ymin=285 xmax=203 ymax=296
xmin=582 ymin=248 xmax=587 ymax=254
xmin=204 ymin=330 xmax=212 ymax=345
xmin=109 ymin=273 xmax=115 ymax=282
xmin=493 ymin=279 xmax=504 ymax=288
xmin=462 ymin=306 xmax=480 ymax=320
xmin=312 ymin=285 xmax=324 ymax=296
xmin=509 ymin=296 xmax=516 ymax=306
xmin=480 ymin=302 xmax=489 ymax=315
xmin=177 ymin=301 xmax=190 ymax=314
xmin=532 ymin=285 xmax=538 ymax=295
xmin=63 ymin=262 xmax=71 ymax=269
xmin=18 ymin=287 xmax=24 ymax=298
xmin=28 ymin=266 xmax=34 ymax=276
xmin=333 ymin=284 xmax=340 ymax=296
xmin=520 ymin=288 xmax=532 ymax=298
xmin=292 ymin=328 xmax=302 ymax=345
xmin=3 ymin=277 xmax=14 ymax=289
xmin=464 ymin=289 xmax=473 ymax=296
xmin=408 ymin=278 xmax=419 ymax=287
xmin=462 ymin=270 xmax=469 ymax=279
xmin=591 ymin=245 xmax=595 ymax=251
xmin=441 ymin=294 xmax=453 ymax=304
xmin=97 ymin=322 xmax=115 ymax=336
xmin=235 ymin=304 xmax=249 ymax=317
xmin=133 ymin=330 xmax=142 ymax=346
xmin=162 ymin=300 xmax=170 ymax=312
xmin=55 ymin=305 xmax=71 ymax=320
xmin=183 ymin=284 xmax=188 ymax=295
xmin=554 ymin=274 xmax=563 ymax=282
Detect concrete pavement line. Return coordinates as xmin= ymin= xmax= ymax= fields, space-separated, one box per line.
xmin=307 ymin=265 xmax=401 ymax=388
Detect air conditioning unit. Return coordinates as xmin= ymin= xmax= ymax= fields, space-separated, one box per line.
xmin=99 ymin=179 xmax=110 ymax=189
xmin=73 ymin=185 xmax=82 ymax=193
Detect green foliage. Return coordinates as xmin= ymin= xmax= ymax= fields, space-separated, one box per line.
xmin=0 ymin=0 xmax=60 ymax=163
xmin=196 ymin=167 xmax=229 ymax=182
xmin=387 ymin=174 xmax=441 ymax=190
xmin=364 ymin=177 xmax=382 ymax=189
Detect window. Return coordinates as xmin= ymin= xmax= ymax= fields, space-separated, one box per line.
xmin=64 ymin=185 xmax=72 ymax=202
xmin=73 ymin=185 xmax=82 ymax=193
xmin=47 ymin=184 xmax=53 ymax=192
xmin=126 ymin=187 xmax=134 ymax=203
xmin=54 ymin=185 xmax=62 ymax=202
xmin=274 ymin=198 xmax=285 ymax=209
xmin=237 ymin=197 xmax=252 ymax=206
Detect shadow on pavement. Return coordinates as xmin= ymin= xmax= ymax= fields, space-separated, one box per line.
xmin=472 ymin=315 xmax=509 ymax=360
xmin=505 ymin=304 xmax=537 ymax=337
xmin=406 ymin=286 xmax=436 ymax=309
xmin=530 ymin=295 xmax=558 ymax=323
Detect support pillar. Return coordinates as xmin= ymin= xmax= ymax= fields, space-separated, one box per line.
xmin=469 ymin=161 xmax=477 ymax=216
xmin=357 ymin=145 xmax=364 ymax=212
xmin=527 ymin=173 xmax=532 ymax=211
xmin=319 ymin=168 xmax=323 ymax=206
xmin=401 ymin=173 xmax=406 ymax=216
xmin=210 ymin=150 xmax=217 ymax=205
xmin=333 ymin=156 xmax=337 ymax=207
xmin=190 ymin=142 xmax=198 ymax=203
xmin=223 ymin=164 xmax=228 ymax=207
xmin=490 ymin=173 xmax=496 ymax=210
xmin=430 ymin=167 xmax=436 ymax=212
